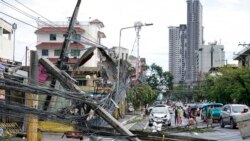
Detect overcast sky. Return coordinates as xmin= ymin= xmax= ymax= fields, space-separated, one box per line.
xmin=1 ymin=0 xmax=250 ymax=71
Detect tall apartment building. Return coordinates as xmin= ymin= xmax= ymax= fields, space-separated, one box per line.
xmin=198 ymin=43 xmax=225 ymax=77
xmin=186 ymin=0 xmax=203 ymax=84
xmin=169 ymin=25 xmax=187 ymax=84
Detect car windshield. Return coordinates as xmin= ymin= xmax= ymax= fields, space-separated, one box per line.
xmin=213 ymin=104 xmax=223 ymax=109
xmin=151 ymin=107 xmax=169 ymax=114
xmin=232 ymin=105 xmax=248 ymax=113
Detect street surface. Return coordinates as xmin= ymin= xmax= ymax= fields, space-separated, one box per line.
xmin=8 ymin=113 xmax=250 ymax=141
xmin=125 ymin=113 xmax=250 ymax=141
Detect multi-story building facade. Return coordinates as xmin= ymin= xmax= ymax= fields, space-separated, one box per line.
xmin=186 ymin=0 xmax=203 ymax=84
xmin=169 ymin=25 xmax=187 ymax=84
xmin=0 ymin=18 xmax=21 ymax=67
xmin=109 ymin=46 xmax=129 ymax=61
xmin=35 ymin=19 xmax=106 ymax=88
xmin=0 ymin=18 xmax=13 ymax=61
xmin=198 ymin=43 xmax=225 ymax=79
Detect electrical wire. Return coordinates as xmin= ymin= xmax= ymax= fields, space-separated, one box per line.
xmin=0 ymin=0 xmax=132 ymax=129
xmin=1 ymin=0 xmax=55 ymax=27
xmin=1 ymin=0 xmax=109 ymax=49
xmin=14 ymin=0 xmax=57 ymax=26
xmin=0 ymin=0 xmax=38 ymax=20
xmin=0 ymin=11 xmax=37 ymax=29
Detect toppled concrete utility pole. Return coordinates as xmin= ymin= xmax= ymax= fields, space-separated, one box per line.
xmin=39 ymin=58 xmax=83 ymax=93
xmin=43 ymin=0 xmax=82 ymax=111
xmin=39 ymin=58 xmax=140 ymax=141
xmin=39 ymin=0 xmax=140 ymax=140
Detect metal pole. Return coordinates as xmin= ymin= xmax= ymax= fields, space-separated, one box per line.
xmin=135 ymin=23 xmax=142 ymax=81
xmin=13 ymin=30 xmax=15 ymax=61
xmin=117 ymin=29 xmax=122 ymax=94
xmin=25 ymin=46 xmax=28 ymax=66
xmin=12 ymin=23 xmax=17 ymax=62
xmin=117 ymin=26 xmax=135 ymax=94
xmin=117 ymin=23 xmax=153 ymax=93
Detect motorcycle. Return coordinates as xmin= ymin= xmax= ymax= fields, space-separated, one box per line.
xmin=152 ymin=119 xmax=163 ymax=132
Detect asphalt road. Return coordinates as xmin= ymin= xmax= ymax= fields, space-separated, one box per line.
xmin=8 ymin=113 xmax=250 ymax=141
xmin=126 ymin=113 xmax=250 ymax=141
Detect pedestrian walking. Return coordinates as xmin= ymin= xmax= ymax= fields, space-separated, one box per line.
xmin=206 ymin=105 xmax=213 ymax=128
xmin=185 ymin=106 xmax=191 ymax=119
xmin=177 ymin=106 xmax=183 ymax=126
xmin=174 ymin=106 xmax=178 ymax=126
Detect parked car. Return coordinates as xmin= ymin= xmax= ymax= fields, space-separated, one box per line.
xmin=154 ymin=104 xmax=174 ymax=114
xmin=149 ymin=106 xmax=171 ymax=126
xmin=220 ymin=104 xmax=250 ymax=129
xmin=201 ymin=103 xmax=223 ymax=122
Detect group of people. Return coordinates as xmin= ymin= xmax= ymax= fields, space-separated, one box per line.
xmin=174 ymin=105 xmax=198 ymax=128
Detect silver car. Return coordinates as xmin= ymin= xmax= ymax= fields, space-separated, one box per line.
xmin=220 ymin=104 xmax=249 ymax=129
xmin=149 ymin=106 xmax=171 ymax=126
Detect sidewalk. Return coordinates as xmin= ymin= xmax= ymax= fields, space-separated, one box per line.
xmin=119 ymin=112 xmax=143 ymax=124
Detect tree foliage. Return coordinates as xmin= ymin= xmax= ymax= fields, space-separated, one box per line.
xmin=146 ymin=63 xmax=173 ymax=92
xmin=201 ymin=67 xmax=250 ymax=105
xmin=127 ymin=63 xmax=173 ymax=109
xmin=171 ymin=84 xmax=193 ymax=102
xmin=127 ymin=83 xmax=157 ymax=109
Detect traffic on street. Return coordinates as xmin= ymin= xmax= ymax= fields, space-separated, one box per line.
xmin=124 ymin=101 xmax=250 ymax=141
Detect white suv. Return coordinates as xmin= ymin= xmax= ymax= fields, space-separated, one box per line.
xmin=149 ymin=106 xmax=171 ymax=126
xmin=220 ymin=104 xmax=249 ymax=129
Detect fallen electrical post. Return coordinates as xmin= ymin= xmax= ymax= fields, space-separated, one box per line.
xmin=39 ymin=57 xmax=140 ymax=141
xmin=39 ymin=57 xmax=83 ymax=93
xmin=0 ymin=0 xmax=140 ymax=140
xmin=0 ymin=76 xmax=141 ymax=141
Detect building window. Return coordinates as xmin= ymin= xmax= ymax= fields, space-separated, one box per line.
xmin=77 ymin=80 xmax=87 ymax=86
xmin=42 ymin=49 xmax=49 ymax=56
xmin=71 ymin=49 xmax=80 ymax=56
xmin=54 ymin=49 xmax=61 ymax=56
xmin=49 ymin=34 xmax=57 ymax=41
xmin=73 ymin=34 xmax=81 ymax=41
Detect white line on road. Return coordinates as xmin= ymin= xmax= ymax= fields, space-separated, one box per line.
xmin=143 ymin=121 xmax=149 ymax=130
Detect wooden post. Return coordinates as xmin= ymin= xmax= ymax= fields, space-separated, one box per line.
xmin=27 ymin=51 xmax=38 ymax=141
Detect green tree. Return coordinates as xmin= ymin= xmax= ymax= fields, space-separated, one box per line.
xmin=201 ymin=67 xmax=250 ymax=105
xmin=147 ymin=63 xmax=173 ymax=92
xmin=171 ymin=84 xmax=193 ymax=102
xmin=127 ymin=83 xmax=157 ymax=109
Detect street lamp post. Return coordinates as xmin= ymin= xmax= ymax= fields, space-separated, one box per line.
xmin=117 ymin=22 xmax=153 ymax=94
xmin=12 ymin=23 xmax=17 ymax=62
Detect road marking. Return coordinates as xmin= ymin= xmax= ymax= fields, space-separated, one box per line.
xmin=143 ymin=121 xmax=149 ymax=130
xmin=125 ymin=123 xmax=136 ymax=129
xmin=121 ymin=116 xmax=136 ymax=125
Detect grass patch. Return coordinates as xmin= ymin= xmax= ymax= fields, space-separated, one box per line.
xmin=126 ymin=117 xmax=144 ymax=124
xmin=162 ymin=126 xmax=215 ymax=134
